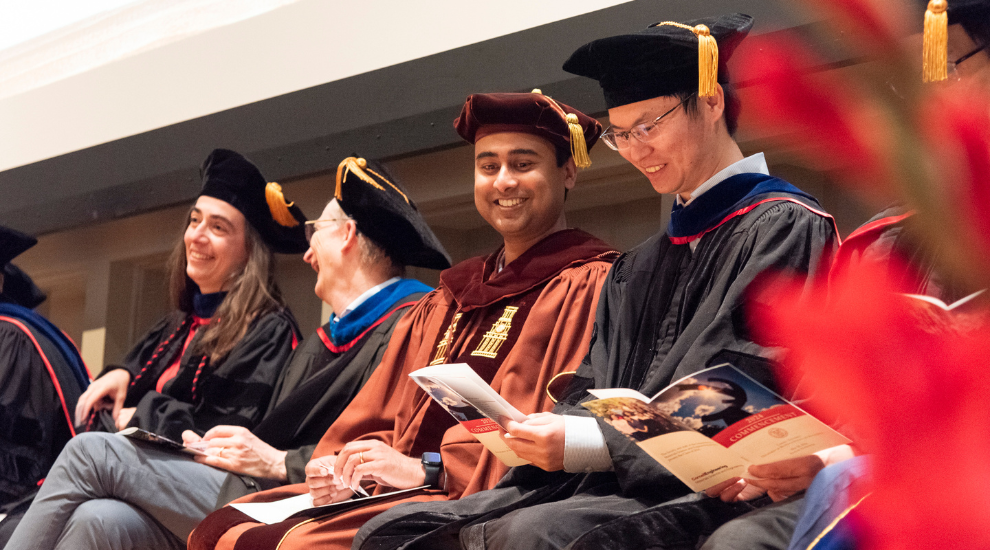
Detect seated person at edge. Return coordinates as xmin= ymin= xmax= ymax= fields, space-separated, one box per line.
xmin=3 ymin=155 xmax=451 ymax=549
xmin=354 ymin=14 xmax=846 ymax=550
xmin=72 ymin=148 xmax=306 ymax=440
xmin=187 ymin=90 xmax=620 ymax=550
xmin=0 ymin=226 xmax=89 ymax=510
xmin=702 ymin=2 xmax=990 ymax=549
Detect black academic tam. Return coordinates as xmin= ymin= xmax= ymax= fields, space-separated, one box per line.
xmin=563 ymin=13 xmax=753 ymax=108
xmin=334 ymin=157 xmax=451 ymax=271
xmin=200 ymin=149 xmax=309 ymax=255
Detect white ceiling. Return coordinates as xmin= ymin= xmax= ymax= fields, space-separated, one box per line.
xmin=0 ymin=0 xmax=629 ymax=173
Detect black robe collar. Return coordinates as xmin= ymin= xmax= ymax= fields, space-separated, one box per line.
xmin=668 ymin=173 xmax=820 ymax=244
xmin=192 ymin=291 xmax=227 ymax=318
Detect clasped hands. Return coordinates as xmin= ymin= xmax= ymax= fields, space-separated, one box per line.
xmin=304 ymin=440 xmax=427 ymax=506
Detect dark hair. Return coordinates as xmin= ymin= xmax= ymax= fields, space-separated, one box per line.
xmin=674 ymin=82 xmax=741 ymax=137
xmin=168 ymin=209 xmax=286 ymax=363
xmin=553 ymin=146 xmax=570 ymax=167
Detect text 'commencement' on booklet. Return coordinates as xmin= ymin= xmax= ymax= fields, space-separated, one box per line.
xmin=584 ymin=363 xmax=850 ymax=492
xmin=408 ymin=363 xmax=530 ymax=467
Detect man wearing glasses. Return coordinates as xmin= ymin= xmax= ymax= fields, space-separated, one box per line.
xmin=355 ymin=14 xmax=841 ymax=550
xmin=2 ymin=156 xmax=450 ymax=550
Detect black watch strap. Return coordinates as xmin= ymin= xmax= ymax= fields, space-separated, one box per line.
xmin=422 ymin=452 xmax=443 ymax=489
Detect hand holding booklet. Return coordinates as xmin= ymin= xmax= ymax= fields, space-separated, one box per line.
xmin=408 ymin=363 xmax=530 ymax=466
xmin=229 ymin=486 xmax=428 ymax=525
xmin=583 ymin=364 xmax=850 ymax=491
xmin=118 ymin=427 xmax=207 ymax=456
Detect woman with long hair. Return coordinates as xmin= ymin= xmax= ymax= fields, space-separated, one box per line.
xmin=73 ymin=148 xmax=308 ymax=440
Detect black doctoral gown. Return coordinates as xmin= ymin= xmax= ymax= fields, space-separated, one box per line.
xmin=104 ymin=308 xmax=300 ymax=441
xmin=214 ymin=291 xmax=427 ymax=506
xmin=356 ymin=174 xmax=839 ymax=550
xmin=0 ymin=303 xmax=88 ymax=506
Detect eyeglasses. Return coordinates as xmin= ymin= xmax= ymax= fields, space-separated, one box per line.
xmin=947 ymin=43 xmax=989 ymax=79
xmin=304 ymin=218 xmax=349 ymax=243
xmin=601 ymin=93 xmax=695 ymax=151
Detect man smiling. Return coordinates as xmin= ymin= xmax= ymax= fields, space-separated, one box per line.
xmin=356 ymin=13 xmax=842 ymax=550
xmin=188 ymin=91 xmax=618 ymax=550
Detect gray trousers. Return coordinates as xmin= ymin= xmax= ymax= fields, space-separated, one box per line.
xmin=698 ymin=495 xmax=804 ymax=550
xmin=4 ymin=432 xmax=227 ymax=550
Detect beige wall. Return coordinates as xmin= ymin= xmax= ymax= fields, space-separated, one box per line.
xmin=14 ymin=129 xmax=869 ymax=375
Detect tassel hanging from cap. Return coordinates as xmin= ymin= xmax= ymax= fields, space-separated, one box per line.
xmin=655 ymin=22 xmax=719 ymax=97
xmin=334 ymin=157 xmax=410 ymax=204
xmin=533 ymin=89 xmax=593 ymax=169
xmin=566 ymin=114 xmax=592 ymax=169
xmin=923 ymin=0 xmax=949 ymax=82
xmin=265 ymin=182 xmax=299 ymax=227
xmin=694 ymin=25 xmax=718 ymax=97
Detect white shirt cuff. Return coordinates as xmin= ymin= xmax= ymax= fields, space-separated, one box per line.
xmin=562 ymin=415 xmax=613 ymax=473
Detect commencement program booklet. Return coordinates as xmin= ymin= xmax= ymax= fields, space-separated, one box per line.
xmin=583 ymin=364 xmax=850 ymax=492
xmin=119 ymin=427 xmax=206 ymax=456
xmin=409 ymin=363 xmax=530 ymax=467
xmin=230 ymin=486 xmax=428 ymax=525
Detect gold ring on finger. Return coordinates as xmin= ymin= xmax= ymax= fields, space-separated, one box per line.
xmin=359 ymin=451 xmax=365 ymax=464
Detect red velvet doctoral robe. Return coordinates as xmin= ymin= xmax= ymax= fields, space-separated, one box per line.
xmin=188 ymin=229 xmax=618 ymax=550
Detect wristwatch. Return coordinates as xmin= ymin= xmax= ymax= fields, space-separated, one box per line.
xmin=421 ymin=452 xmax=444 ymax=489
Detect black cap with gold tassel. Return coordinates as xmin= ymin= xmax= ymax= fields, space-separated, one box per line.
xmin=924 ymin=0 xmax=950 ymax=82
xmin=653 ymin=22 xmax=720 ymax=97
xmin=562 ymin=13 xmax=752 ymax=108
xmin=200 ymin=149 xmax=309 ymax=254
xmin=265 ymin=182 xmax=300 ymax=228
xmin=335 ymin=157 xmax=409 ymax=204
xmin=333 ymin=156 xmax=451 ymax=270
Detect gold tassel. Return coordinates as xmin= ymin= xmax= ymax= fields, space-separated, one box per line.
xmin=694 ymin=25 xmax=718 ymax=97
xmin=566 ymin=114 xmax=592 ymax=169
xmin=265 ymin=182 xmax=299 ymax=227
xmin=923 ymin=0 xmax=949 ymax=82
xmin=334 ymin=157 xmax=409 ymax=204
xmin=535 ymin=89 xmax=593 ymax=169
xmin=655 ymin=22 xmax=720 ymax=97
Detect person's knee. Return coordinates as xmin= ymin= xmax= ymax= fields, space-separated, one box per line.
xmin=475 ymin=510 xmax=568 ymax=550
xmin=700 ymin=499 xmax=801 ymax=550
xmin=59 ymin=500 xmax=121 ymax=547
xmin=57 ymin=432 xmax=117 ymax=474
xmin=61 ymin=432 xmax=113 ymax=461
xmin=699 ymin=515 xmax=754 ymax=550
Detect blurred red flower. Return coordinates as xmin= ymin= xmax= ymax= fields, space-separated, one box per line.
xmin=753 ymin=262 xmax=990 ymax=550
xmin=735 ymin=33 xmax=897 ymax=197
